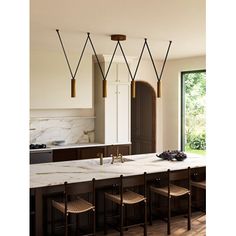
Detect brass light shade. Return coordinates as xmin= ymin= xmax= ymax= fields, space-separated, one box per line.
xmin=131 ymin=79 xmax=136 ymax=98
xmin=103 ymin=79 xmax=107 ymax=98
xmin=71 ymin=79 xmax=76 ymax=97
xmin=157 ymin=79 xmax=161 ymax=98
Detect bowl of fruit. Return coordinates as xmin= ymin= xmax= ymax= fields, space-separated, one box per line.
xmin=156 ymin=150 xmax=187 ymax=161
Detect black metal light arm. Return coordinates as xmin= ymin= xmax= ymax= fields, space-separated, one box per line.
xmin=56 ymin=29 xmax=74 ymax=79
xmin=73 ymin=35 xmax=89 ymax=79
xmin=159 ymin=40 xmax=172 ymax=80
xmin=87 ymin=33 xmax=106 ymax=80
xmin=104 ymin=41 xmax=119 ymax=79
xmin=145 ymin=39 xmax=160 ymax=80
xmin=133 ymin=40 xmax=146 ymax=80
xmin=117 ymin=41 xmax=134 ymax=80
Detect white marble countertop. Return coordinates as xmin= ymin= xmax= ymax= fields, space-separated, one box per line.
xmin=30 ymin=142 xmax=131 ymax=152
xmin=30 ymin=153 xmax=206 ymax=189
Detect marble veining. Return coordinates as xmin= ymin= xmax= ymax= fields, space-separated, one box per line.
xmin=30 ymin=117 xmax=95 ymax=145
xmin=30 ymin=153 xmax=206 ymax=188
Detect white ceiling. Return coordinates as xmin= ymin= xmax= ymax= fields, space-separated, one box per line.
xmin=30 ymin=0 xmax=205 ymax=59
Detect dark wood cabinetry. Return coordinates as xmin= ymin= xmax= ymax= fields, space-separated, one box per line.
xmin=79 ymin=146 xmax=106 ymax=159
xmin=30 ymin=144 xmax=131 ymax=164
xmin=52 ymin=144 xmax=131 ymax=162
xmin=53 ymin=148 xmax=78 ymax=162
xmin=106 ymin=144 xmax=131 ymax=156
xmin=30 ymin=150 xmax=53 ymax=164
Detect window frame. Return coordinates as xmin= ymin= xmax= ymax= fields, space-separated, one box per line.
xmin=180 ymin=69 xmax=206 ymax=151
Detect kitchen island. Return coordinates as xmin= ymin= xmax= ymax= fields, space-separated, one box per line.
xmin=30 ymin=153 xmax=206 ymax=236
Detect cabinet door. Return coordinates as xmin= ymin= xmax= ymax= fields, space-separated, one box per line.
xmin=79 ymin=147 xmax=106 ymax=159
xmin=117 ymin=63 xmax=130 ymax=83
xmin=117 ymin=84 xmax=130 ymax=143
xmin=105 ymin=84 xmax=117 ymax=143
xmin=53 ymin=149 xmax=78 ymax=162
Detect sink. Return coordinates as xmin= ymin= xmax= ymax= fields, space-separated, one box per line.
xmin=96 ymin=157 xmax=134 ymax=165
xmin=122 ymin=158 xmax=134 ymax=162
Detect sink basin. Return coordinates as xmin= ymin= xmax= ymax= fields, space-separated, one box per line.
xmin=122 ymin=158 xmax=134 ymax=162
xmin=96 ymin=157 xmax=134 ymax=165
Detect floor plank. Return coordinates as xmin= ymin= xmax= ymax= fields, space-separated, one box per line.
xmin=97 ymin=212 xmax=206 ymax=236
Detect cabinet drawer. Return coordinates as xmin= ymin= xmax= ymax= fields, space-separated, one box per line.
xmin=30 ymin=151 xmax=53 ymax=164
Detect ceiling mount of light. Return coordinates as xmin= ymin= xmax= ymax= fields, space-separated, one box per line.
xmin=56 ymin=30 xmax=172 ymax=98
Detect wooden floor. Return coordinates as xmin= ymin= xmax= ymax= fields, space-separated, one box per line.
xmin=97 ymin=212 xmax=206 ymax=236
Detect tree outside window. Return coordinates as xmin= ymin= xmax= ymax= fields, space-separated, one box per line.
xmin=181 ymin=70 xmax=206 ymax=155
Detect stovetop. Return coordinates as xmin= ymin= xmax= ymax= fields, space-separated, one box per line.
xmin=30 ymin=144 xmax=47 ymax=149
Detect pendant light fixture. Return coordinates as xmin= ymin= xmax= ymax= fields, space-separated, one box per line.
xmin=56 ymin=30 xmax=172 ymax=99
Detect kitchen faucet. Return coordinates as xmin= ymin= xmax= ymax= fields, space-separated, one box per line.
xmin=111 ymin=146 xmax=123 ymax=164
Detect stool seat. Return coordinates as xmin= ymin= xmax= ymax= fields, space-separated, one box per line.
xmin=52 ymin=197 xmax=95 ymax=214
xmin=150 ymin=184 xmax=190 ymax=197
xmin=191 ymin=180 xmax=206 ymax=190
xmin=105 ymin=190 xmax=146 ymax=205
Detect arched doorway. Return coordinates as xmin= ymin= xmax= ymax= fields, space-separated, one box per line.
xmin=131 ymin=81 xmax=156 ymax=154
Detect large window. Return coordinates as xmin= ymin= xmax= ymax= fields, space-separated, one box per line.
xmin=181 ymin=70 xmax=206 ymax=155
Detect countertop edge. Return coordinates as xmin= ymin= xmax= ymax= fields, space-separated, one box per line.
xmin=30 ymin=142 xmax=132 ymax=152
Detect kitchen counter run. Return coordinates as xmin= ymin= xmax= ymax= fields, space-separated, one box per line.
xmin=30 ymin=142 xmax=131 ymax=152
xmin=30 ymin=153 xmax=206 ymax=189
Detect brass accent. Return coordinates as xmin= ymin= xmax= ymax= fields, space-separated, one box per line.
xmin=131 ymin=79 xmax=136 ymax=98
xmin=103 ymin=79 xmax=107 ymax=97
xmin=97 ymin=153 xmax=103 ymax=165
xmin=157 ymin=79 xmax=161 ymax=98
xmin=71 ymin=79 xmax=76 ymax=97
xmin=111 ymin=146 xmax=123 ymax=164
xmin=111 ymin=34 xmax=126 ymax=41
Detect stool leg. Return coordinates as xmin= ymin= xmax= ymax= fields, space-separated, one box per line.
xmin=149 ymin=189 xmax=152 ymax=225
xmin=93 ymin=209 xmax=96 ymax=236
xmin=65 ymin=212 xmax=68 ymax=236
xmin=125 ymin=205 xmax=128 ymax=231
xmin=104 ymin=195 xmax=107 ymax=235
xmin=188 ymin=193 xmax=191 ymax=230
xmin=167 ymin=197 xmax=171 ymax=235
xmin=51 ymin=204 xmax=55 ymax=236
xmin=144 ymin=200 xmax=147 ymax=236
xmin=120 ymin=204 xmax=124 ymax=236
xmin=76 ymin=214 xmax=80 ymax=235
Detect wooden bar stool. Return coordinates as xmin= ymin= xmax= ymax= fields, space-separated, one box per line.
xmin=191 ymin=168 xmax=206 ymax=212
xmin=149 ymin=167 xmax=191 ymax=235
xmin=104 ymin=173 xmax=147 ymax=236
xmin=51 ymin=179 xmax=96 ymax=236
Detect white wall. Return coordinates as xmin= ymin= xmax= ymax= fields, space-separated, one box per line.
xmin=162 ymin=56 xmax=206 ymax=151
xmin=30 ymin=50 xmax=93 ymax=109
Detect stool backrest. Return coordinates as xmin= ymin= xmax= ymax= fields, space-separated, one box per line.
xmin=168 ymin=167 xmax=191 ymax=191
xmin=120 ymin=172 xmax=147 ymax=202
xmin=169 ymin=168 xmax=190 ymax=181
xmin=191 ymin=167 xmax=206 ymax=181
xmin=64 ymin=179 xmax=96 ymax=209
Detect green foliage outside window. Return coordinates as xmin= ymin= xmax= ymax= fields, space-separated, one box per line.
xmin=183 ymin=71 xmax=206 ymax=155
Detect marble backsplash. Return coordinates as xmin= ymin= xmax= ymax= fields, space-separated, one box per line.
xmin=30 ymin=117 xmax=95 ymax=145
